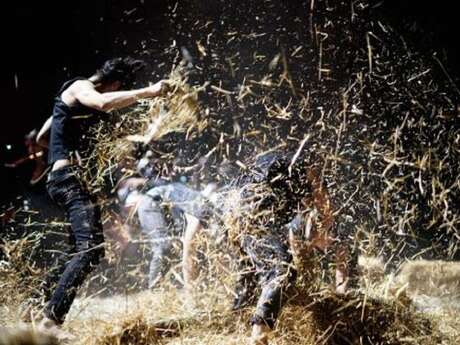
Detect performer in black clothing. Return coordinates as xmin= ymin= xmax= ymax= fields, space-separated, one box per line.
xmin=183 ymin=152 xmax=349 ymax=345
xmin=230 ymin=152 xmax=319 ymax=345
xmin=35 ymin=57 xmax=167 ymax=337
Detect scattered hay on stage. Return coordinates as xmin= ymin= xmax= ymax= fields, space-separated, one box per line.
xmin=1 ymin=0 xmax=460 ymax=344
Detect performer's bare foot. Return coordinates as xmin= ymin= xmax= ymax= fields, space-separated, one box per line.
xmin=249 ymin=324 xmax=271 ymax=345
xmin=37 ymin=316 xmax=75 ymax=342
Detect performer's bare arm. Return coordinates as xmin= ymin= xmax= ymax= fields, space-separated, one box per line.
xmin=64 ymin=80 xmax=166 ymax=112
xmin=118 ymin=177 xmax=147 ymax=191
xmin=308 ymin=169 xmax=350 ymax=294
xmin=36 ymin=116 xmax=53 ymax=148
xmin=289 ymin=169 xmax=334 ymax=257
xmin=35 ymin=80 xmax=166 ymax=147
xmin=308 ymin=169 xmax=334 ymax=236
xmin=182 ymin=214 xmax=202 ymax=290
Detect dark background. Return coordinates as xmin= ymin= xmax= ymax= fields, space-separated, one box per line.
xmin=1 ymin=0 xmax=459 ymax=205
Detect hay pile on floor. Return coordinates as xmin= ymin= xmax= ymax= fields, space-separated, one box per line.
xmin=0 ymin=230 xmax=458 ymax=345
xmin=0 ymin=233 xmax=43 ymax=326
xmin=62 ymin=286 xmax=448 ymax=345
xmin=0 ymin=327 xmax=59 ymax=345
xmin=396 ymin=260 xmax=460 ymax=297
xmin=289 ymin=292 xmax=437 ymax=345
xmin=1 ymin=291 xmax=453 ymax=345
xmin=95 ymin=317 xmax=161 ymax=345
xmin=65 ymin=289 xmax=241 ymax=345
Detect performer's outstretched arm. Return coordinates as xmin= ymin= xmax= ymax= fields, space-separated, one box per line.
xmin=71 ymin=79 xmax=166 ymax=112
xmin=309 ymin=169 xmax=334 ymax=235
xmin=309 ymin=169 xmax=350 ymax=294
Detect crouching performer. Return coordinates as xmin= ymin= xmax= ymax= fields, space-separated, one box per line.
xmin=35 ymin=57 xmax=166 ymax=338
xmin=116 ymin=174 xmax=212 ymax=289
xmin=183 ymin=152 xmax=351 ymax=345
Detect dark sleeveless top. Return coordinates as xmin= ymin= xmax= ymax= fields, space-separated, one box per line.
xmin=231 ymin=152 xmax=312 ymax=229
xmin=48 ymin=78 xmax=107 ymax=164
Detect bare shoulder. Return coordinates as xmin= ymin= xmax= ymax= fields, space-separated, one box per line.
xmin=65 ymin=79 xmax=94 ymax=94
xmin=71 ymin=79 xmax=95 ymax=92
xmin=61 ymin=79 xmax=94 ymax=105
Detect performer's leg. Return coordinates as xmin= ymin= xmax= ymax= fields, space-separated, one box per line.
xmin=232 ymin=235 xmax=262 ymax=311
xmin=232 ymin=257 xmax=258 ymax=310
xmin=44 ymin=169 xmax=104 ymax=325
xmin=249 ymin=237 xmax=296 ymax=345
xmin=251 ymin=265 xmax=296 ymax=325
xmin=137 ymin=195 xmax=174 ymax=288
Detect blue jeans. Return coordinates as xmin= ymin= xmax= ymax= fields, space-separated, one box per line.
xmin=145 ymin=183 xmax=209 ymax=219
xmin=137 ymin=195 xmax=182 ymax=288
xmin=137 ymin=183 xmax=206 ymax=288
xmin=233 ymin=234 xmax=296 ymax=329
xmin=45 ymin=166 xmax=104 ymax=324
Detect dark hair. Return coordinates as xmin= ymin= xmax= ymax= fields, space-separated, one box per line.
xmin=254 ymin=151 xmax=308 ymax=196
xmin=254 ymin=151 xmax=287 ymax=178
xmin=95 ymin=57 xmax=146 ymax=88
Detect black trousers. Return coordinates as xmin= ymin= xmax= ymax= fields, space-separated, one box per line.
xmin=44 ymin=166 xmax=104 ymax=324
xmin=233 ymin=234 xmax=297 ymax=329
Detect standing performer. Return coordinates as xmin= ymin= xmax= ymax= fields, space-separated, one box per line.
xmin=35 ymin=57 xmax=167 ymax=337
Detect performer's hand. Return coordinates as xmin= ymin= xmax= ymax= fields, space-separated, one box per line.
xmin=147 ymin=80 xmax=170 ymax=97
xmin=159 ymin=80 xmax=171 ymax=94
